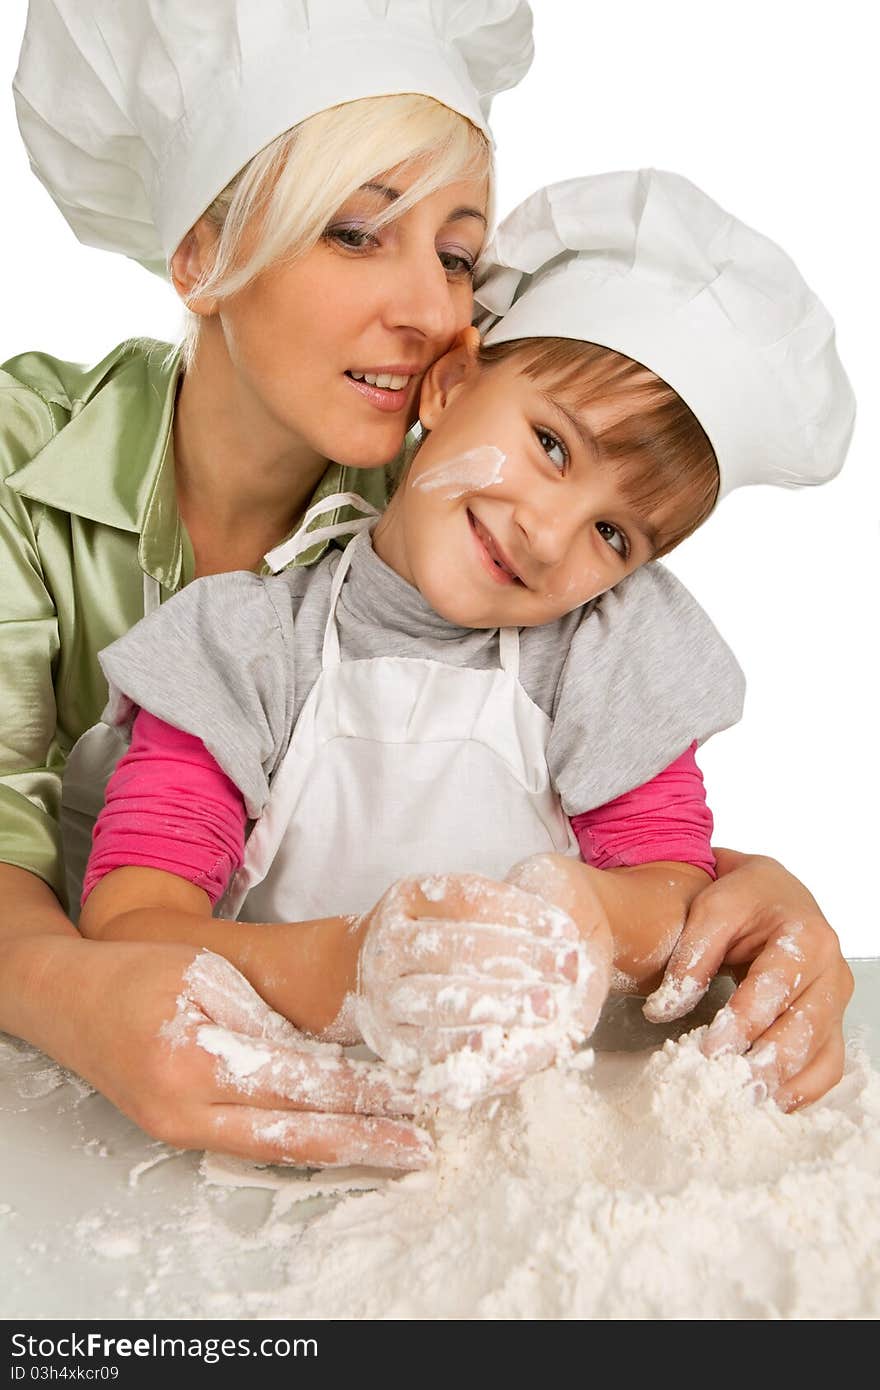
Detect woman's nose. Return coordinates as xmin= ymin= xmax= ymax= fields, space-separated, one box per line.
xmin=384 ymin=246 xmax=464 ymax=346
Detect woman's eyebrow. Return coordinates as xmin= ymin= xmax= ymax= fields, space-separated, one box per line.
xmin=360 ymin=181 xmax=401 ymax=202
xmin=446 ymin=206 xmax=487 ymax=228
xmin=359 ymin=183 xmax=486 ymax=228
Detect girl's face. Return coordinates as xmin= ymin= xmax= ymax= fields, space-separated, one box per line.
xmin=373 ymin=345 xmax=661 ymax=629
xmin=199 ymin=162 xmax=488 ymax=470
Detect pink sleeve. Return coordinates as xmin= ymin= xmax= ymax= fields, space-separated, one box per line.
xmin=570 ymin=743 xmax=716 ymax=878
xmin=81 ymin=709 xmax=247 ymax=908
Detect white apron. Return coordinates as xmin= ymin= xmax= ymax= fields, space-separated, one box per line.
xmin=60 ymin=573 xmax=161 ymax=921
xmin=221 ymin=526 xmax=578 ymax=923
xmin=57 ymin=490 xmax=394 ymax=920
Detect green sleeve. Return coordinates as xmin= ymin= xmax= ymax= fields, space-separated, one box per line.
xmin=0 ymin=377 xmax=67 ymax=901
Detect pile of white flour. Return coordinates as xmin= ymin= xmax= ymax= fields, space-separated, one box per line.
xmin=5 ymin=1019 xmax=879 ymax=1319
xmin=183 ymin=1031 xmax=880 ymax=1319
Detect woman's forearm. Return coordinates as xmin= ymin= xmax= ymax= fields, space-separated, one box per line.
xmin=0 ymin=863 xmax=82 ymax=1045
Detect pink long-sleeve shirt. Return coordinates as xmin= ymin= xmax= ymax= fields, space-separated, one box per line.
xmin=82 ymin=710 xmax=716 ymax=907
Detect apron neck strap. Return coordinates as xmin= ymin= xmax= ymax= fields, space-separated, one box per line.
xmin=263 ymin=492 xmax=381 ymax=574
xmin=322 ymin=532 xmax=365 ymax=669
xmin=498 ymin=625 xmax=521 ymax=677
xmin=142 ymin=571 xmax=161 ymax=615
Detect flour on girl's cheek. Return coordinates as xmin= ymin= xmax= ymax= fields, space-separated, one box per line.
xmin=412 ymin=445 xmax=505 ymax=499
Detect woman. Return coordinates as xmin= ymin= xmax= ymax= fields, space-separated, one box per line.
xmin=0 ymin=1 xmax=852 ymax=1168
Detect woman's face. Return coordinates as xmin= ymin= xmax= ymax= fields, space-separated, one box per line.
xmin=208 ymin=161 xmax=488 ymax=470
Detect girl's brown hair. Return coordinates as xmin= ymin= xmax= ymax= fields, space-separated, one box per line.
xmin=479 ymin=338 xmax=719 ymax=557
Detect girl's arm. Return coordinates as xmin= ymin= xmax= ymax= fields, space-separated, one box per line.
xmin=79 ymin=865 xmax=363 ymax=1037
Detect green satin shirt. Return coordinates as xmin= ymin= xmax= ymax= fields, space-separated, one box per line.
xmin=0 ymin=338 xmax=391 ymax=905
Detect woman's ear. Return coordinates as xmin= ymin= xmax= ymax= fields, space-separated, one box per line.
xmin=169 ymin=217 xmax=220 ymax=315
xmin=418 ymin=327 xmax=481 ymax=430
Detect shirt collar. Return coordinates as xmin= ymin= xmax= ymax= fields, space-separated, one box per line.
xmin=6 ymin=338 xmax=396 ymax=586
xmin=6 ymin=340 xmax=188 ymax=588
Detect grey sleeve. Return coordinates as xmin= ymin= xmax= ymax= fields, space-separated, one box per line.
xmin=98 ymin=572 xmax=297 ymax=817
xmin=547 ymin=563 xmax=746 ymax=815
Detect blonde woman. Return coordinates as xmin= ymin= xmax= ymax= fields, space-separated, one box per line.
xmin=1 ymin=2 xmax=851 ymax=1168
xmin=1 ymin=0 xmax=528 ymax=1170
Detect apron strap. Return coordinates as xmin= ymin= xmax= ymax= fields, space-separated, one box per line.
xmin=263 ymin=492 xmax=381 ymax=573
xmin=321 ymin=533 xmax=364 ymax=669
xmin=142 ymin=571 xmax=161 ymax=615
xmin=498 ymin=626 xmax=521 ymax=678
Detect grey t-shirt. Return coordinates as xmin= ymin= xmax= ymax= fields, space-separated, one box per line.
xmin=100 ymin=532 xmax=745 ymax=819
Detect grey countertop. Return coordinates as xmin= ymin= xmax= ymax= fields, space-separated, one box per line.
xmin=2 ymin=959 xmax=877 ymax=1320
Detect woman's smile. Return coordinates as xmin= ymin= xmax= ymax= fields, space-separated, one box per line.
xmin=344 ymin=365 xmax=423 ymax=414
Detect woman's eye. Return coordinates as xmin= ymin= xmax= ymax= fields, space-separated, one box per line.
xmin=438 ymin=249 xmax=476 ymax=277
xmin=535 ymin=428 xmax=568 ymax=471
xmin=596 ymin=521 xmax=629 ymax=558
xmin=325 ymin=224 xmax=379 ymax=251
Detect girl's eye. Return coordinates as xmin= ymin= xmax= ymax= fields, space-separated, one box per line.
xmin=325 ymin=224 xmax=379 ymax=251
xmin=438 ymin=249 xmax=476 ymax=277
xmin=596 ymin=520 xmax=629 ymax=559
xmin=535 ymin=428 xmax=568 ymax=471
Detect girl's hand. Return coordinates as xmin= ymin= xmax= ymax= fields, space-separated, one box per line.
xmin=643 ymin=850 xmax=854 ymax=1110
xmin=355 ymin=872 xmax=602 ymax=1104
xmin=14 ymin=935 xmax=432 ymax=1169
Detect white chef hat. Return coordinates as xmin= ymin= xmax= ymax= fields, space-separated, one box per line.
xmin=14 ymin=0 xmax=533 ymax=277
xmin=473 ymin=170 xmax=855 ymax=498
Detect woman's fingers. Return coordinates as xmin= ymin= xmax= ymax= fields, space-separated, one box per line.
xmin=190 ymin=1020 xmax=424 ymax=1117
xmin=773 ymin=1033 xmax=847 ymax=1113
xmin=179 ymin=949 xmax=301 ymax=1042
xmin=205 ymin=1105 xmax=434 ymax=1170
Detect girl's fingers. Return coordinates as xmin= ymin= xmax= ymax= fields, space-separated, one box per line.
xmin=366 ymin=915 xmax=582 ymax=985
xmin=206 ymin=1105 xmax=435 ymax=1170
xmin=191 ymin=1022 xmax=423 ymax=1116
xmin=364 ymin=911 xmax=583 ymax=989
xmin=385 ymin=875 xmax=579 ymax=942
xmin=383 ymin=975 xmax=566 ymax=1028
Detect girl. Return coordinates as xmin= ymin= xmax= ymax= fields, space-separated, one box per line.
xmin=78 ymin=171 xmax=855 ymax=1113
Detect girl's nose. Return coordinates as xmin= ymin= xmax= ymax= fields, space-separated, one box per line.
xmin=513 ymin=497 xmax=572 ymax=567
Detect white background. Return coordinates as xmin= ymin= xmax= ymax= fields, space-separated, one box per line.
xmin=0 ymin=1 xmax=877 ymax=955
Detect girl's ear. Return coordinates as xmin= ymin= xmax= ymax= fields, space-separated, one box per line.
xmin=169 ymin=217 xmax=220 ymax=316
xmin=418 ymin=326 xmax=481 ymax=430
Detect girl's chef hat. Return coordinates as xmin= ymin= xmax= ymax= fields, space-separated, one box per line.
xmin=14 ymin=0 xmax=533 ymax=277
xmin=474 ymin=170 xmax=855 ymax=498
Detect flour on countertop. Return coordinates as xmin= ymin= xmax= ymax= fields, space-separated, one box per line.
xmin=104 ymin=1035 xmax=880 ymax=1318
xmin=5 ymin=1020 xmax=879 ymax=1319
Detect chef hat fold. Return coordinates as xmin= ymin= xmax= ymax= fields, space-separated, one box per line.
xmin=14 ymin=0 xmax=533 ymax=276
xmin=473 ymin=170 xmax=855 ymax=498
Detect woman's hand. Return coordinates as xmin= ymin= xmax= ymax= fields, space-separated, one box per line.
xmin=355 ymin=871 xmax=607 ymax=1106
xmin=5 ymin=934 xmax=432 ymax=1169
xmin=643 ymin=849 xmax=854 ymax=1110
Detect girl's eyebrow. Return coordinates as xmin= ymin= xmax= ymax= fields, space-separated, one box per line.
xmin=359 ymin=182 xmax=486 ymax=228
xmin=539 ymin=390 xmax=599 ymax=458
xmin=539 ymin=387 xmax=660 ymax=554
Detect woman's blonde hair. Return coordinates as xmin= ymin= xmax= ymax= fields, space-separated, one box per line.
xmin=181 ymin=94 xmax=491 ymax=364
xmin=479 ymin=338 xmax=720 ymax=557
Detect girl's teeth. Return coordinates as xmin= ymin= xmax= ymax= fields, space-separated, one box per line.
xmin=349 ymin=371 xmax=410 ymax=390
